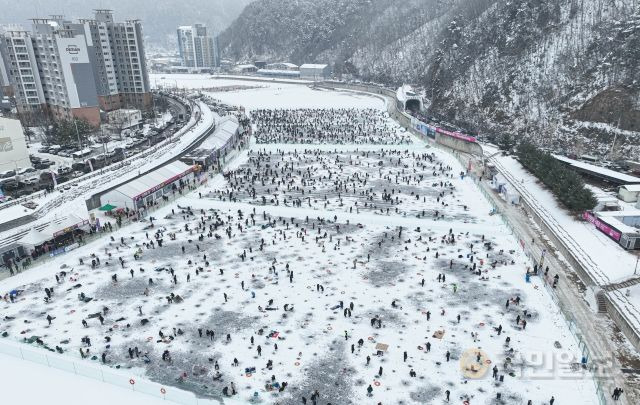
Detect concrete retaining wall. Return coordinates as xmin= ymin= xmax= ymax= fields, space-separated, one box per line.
xmin=435 ymin=133 xmax=484 ymax=156
xmin=603 ymin=294 xmax=640 ymax=350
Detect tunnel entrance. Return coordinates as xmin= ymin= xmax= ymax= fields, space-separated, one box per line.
xmin=405 ymin=99 xmax=421 ymax=113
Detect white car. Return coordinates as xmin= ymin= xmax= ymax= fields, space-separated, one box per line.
xmin=17 ymin=167 xmax=37 ymax=176
xmin=23 ymin=177 xmax=39 ymax=186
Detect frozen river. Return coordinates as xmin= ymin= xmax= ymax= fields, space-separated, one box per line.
xmin=0 ymin=76 xmax=599 ymax=404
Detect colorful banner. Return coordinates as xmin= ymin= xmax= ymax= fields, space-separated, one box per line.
xmin=408 ymin=114 xmax=477 ymax=143
xmin=134 ymin=166 xmax=195 ymax=201
xmin=435 ymin=127 xmax=477 ymax=143
xmin=582 ymin=211 xmax=622 ymax=241
xmin=410 ymin=117 xmax=436 ymax=139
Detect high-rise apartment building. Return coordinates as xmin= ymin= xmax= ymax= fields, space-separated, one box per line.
xmin=177 ymin=24 xmax=219 ymax=69
xmin=31 ymin=17 xmax=101 ymax=125
xmin=0 ymin=28 xmax=45 ymax=112
xmin=79 ymin=10 xmax=151 ymax=110
xmin=0 ymin=9 xmax=152 ymax=126
xmin=0 ymin=41 xmax=11 ymax=97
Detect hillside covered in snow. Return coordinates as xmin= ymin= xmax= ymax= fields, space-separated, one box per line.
xmin=220 ymin=0 xmax=640 ymax=158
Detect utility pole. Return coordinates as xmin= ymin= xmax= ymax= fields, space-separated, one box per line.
xmin=73 ymin=119 xmax=82 ymax=149
xmin=608 ymin=115 xmax=621 ymax=161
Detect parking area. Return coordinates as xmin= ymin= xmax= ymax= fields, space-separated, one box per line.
xmin=0 ymin=95 xmax=188 ymax=201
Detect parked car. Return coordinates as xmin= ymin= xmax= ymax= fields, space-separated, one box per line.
xmin=47 ymin=145 xmax=62 ymax=154
xmin=58 ymin=166 xmax=73 ymax=176
xmin=34 ymin=161 xmax=53 ymax=170
xmin=0 ymin=170 xmax=16 ymax=178
xmin=71 ymin=162 xmax=87 ymax=172
xmin=2 ymin=179 xmax=19 ymax=190
xmin=0 ymin=177 xmax=16 ymax=186
xmin=22 ymin=177 xmax=39 ymax=187
xmin=17 ymin=167 xmax=37 ymax=176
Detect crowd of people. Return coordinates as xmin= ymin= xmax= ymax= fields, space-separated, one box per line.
xmin=252 ymin=108 xmax=412 ymax=145
xmin=0 ymin=106 xmax=600 ymax=404
xmin=213 ymin=148 xmax=473 ymax=221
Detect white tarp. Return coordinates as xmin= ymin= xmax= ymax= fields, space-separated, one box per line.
xmin=18 ymin=227 xmax=51 ymax=247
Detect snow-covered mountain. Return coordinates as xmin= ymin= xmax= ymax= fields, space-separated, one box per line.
xmin=220 ymin=0 xmax=640 ymax=159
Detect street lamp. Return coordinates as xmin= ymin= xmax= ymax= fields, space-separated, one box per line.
xmin=73 ymin=119 xmax=82 ymax=149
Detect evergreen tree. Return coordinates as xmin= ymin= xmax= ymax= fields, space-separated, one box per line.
xmin=516 ymin=142 xmax=596 ymax=213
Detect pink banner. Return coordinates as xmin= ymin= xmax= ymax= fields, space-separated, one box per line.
xmin=435 ymin=127 xmax=477 ymax=143
xmin=582 ymin=211 xmax=622 ymax=241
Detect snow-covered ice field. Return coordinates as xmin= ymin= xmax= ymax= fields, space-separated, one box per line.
xmin=0 ymin=77 xmax=599 ymax=404
xmin=151 ymin=74 xmax=386 ymax=111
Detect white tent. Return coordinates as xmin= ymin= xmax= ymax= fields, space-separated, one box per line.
xmin=19 ymin=227 xmax=51 ymax=247
xmin=48 ymin=213 xmax=90 ymax=238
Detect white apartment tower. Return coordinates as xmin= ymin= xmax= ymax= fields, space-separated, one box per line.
xmin=0 ymin=9 xmax=152 ymax=125
xmin=31 ymin=17 xmax=101 ymax=126
xmin=177 ymin=24 xmax=219 ymax=69
xmin=72 ymin=10 xmax=152 ymax=111
xmin=0 ymin=39 xmax=11 ymax=96
xmin=0 ymin=28 xmax=45 ymax=112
